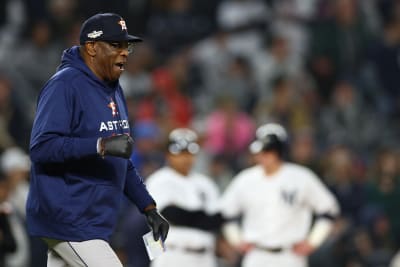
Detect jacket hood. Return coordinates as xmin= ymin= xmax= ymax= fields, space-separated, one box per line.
xmin=58 ymin=46 xmax=93 ymax=75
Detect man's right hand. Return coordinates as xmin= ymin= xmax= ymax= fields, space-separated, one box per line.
xmin=98 ymin=134 xmax=134 ymax=158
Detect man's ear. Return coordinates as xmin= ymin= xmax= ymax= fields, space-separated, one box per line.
xmin=85 ymin=42 xmax=97 ymax=57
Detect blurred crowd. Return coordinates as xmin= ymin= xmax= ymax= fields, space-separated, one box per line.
xmin=0 ymin=0 xmax=400 ymax=266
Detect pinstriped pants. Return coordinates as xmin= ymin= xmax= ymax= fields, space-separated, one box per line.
xmin=46 ymin=239 xmax=123 ymax=267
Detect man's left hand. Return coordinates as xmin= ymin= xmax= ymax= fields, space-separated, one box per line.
xmin=144 ymin=208 xmax=169 ymax=242
xmin=292 ymin=241 xmax=316 ymax=256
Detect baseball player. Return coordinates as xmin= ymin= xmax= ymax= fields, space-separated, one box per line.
xmin=146 ymin=128 xmax=226 ymax=267
xmin=219 ymin=123 xmax=340 ymax=267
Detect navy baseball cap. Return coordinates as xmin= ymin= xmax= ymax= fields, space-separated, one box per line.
xmin=79 ymin=13 xmax=142 ymax=44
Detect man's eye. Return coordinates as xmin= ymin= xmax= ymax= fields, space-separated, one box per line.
xmin=109 ymin=43 xmax=120 ymax=48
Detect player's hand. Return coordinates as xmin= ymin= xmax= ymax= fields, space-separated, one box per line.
xmin=236 ymin=242 xmax=254 ymax=254
xmin=292 ymin=240 xmax=316 ymax=256
xmin=99 ymin=134 xmax=134 ymax=158
xmin=145 ymin=208 xmax=170 ymax=241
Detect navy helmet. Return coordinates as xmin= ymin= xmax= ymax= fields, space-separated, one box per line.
xmin=249 ymin=123 xmax=288 ymax=156
xmin=167 ymin=128 xmax=200 ymax=155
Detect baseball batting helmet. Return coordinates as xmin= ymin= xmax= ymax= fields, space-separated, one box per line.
xmin=249 ymin=123 xmax=288 ymax=155
xmin=167 ymin=128 xmax=200 ymax=155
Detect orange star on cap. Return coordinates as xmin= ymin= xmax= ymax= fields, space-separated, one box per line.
xmin=118 ymin=20 xmax=127 ymax=31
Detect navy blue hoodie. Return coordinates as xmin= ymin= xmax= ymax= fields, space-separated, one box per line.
xmin=26 ymin=46 xmax=155 ymax=242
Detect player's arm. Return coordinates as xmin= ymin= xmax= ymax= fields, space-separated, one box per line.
xmin=217 ymin=174 xmax=246 ymax=247
xmin=306 ymin=214 xmax=337 ymax=248
xmin=306 ymin=177 xmax=339 ymax=248
xmin=124 ymin=159 xmax=156 ymax=210
xmin=159 ymin=176 xmax=237 ymax=231
xmin=30 ymin=80 xmax=99 ymax=163
xmin=293 ymin=214 xmax=337 ymax=256
xmin=124 ymin=160 xmax=169 ymax=241
xmin=294 ymin=171 xmax=340 ymax=255
xmin=160 ymin=205 xmax=228 ymax=231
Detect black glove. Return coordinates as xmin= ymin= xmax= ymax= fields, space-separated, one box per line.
xmin=99 ymin=134 xmax=134 ymax=158
xmin=145 ymin=208 xmax=170 ymax=241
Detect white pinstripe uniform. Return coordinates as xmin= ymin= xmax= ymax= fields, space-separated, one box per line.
xmin=219 ymin=163 xmax=339 ymax=267
xmin=146 ymin=166 xmax=220 ymax=267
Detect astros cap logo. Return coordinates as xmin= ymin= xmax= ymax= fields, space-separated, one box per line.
xmin=118 ymin=20 xmax=127 ymax=31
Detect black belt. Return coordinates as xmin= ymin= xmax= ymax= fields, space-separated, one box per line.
xmin=167 ymin=245 xmax=209 ymax=254
xmin=254 ymin=245 xmax=284 ymax=253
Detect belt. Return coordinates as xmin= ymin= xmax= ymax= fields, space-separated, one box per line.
xmin=167 ymin=245 xmax=209 ymax=254
xmin=254 ymin=245 xmax=284 ymax=253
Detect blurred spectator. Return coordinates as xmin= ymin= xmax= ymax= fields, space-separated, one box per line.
xmin=364 ymin=0 xmax=400 ymax=117
xmin=0 ymin=169 xmax=16 ymax=267
xmin=289 ymin=128 xmax=322 ymax=176
xmin=23 ymin=0 xmax=48 ymax=29
xmin=323 ymin=145 xmax=366 ymax=225
xmin=203 ymin=95 xmax=255 ymax=172
xmin=250 ymin=33 xmax=300 ymax=101
xmin=0 ymin=74 xmax=31 ymax=151
xmin=129 ymin=91 xmax=162 ymax=124
xmin=151 ymin=51 xmax=194 ymax=129
xmin=47 ymin=0 xmax=79 ymax=41
xmin=190 ymin=30 xmax=235 ymax=115
xmin=124 ymin=50 xmax=195 ymax=127
xmin=120 ymin=43 xmax=156 ymax=98
xmin=147 ymin=0 xmax=213 ymax=59
xmin=360 ymin=206 xmax=397 ymax=256
xmin=269 ymin=0 xmax=319 ymax=69
xmin=0 ymin=76 xmax=16 ymax=151
xmin=12 ymin=20 xmax=62 ymax=94
xmin=4 ymin=20 xmax=63 ymax=133
xmin=1 ymin=147 xmax=30 ymax=267
xmin=359 ymin=0 xmax=382 ymax=35
xmin=78 ymin=0 xmax=132 ymax=30
xmin=365 ymin=149 xmax=400 ymax=247
xmin=341 ymin=228 xmax=393 ymax=267
xmin=0 ymin=147 xmax=30 ymax=217
xmin=319 ymin=79 xmax=383 ymax=156
xmin=309 ymin=0 xmax=373 ymax=102
xmin=254 ymin=75 xmax=313 ymax=133
xmin=216 ymin=55 xmax=257 ymax=113
xmin=191 ymin=0 xmax=221 ymax=32
xmin=0 ymin=0 xmax=25 ymax=63
xmin=217 ymin=0 xmax=270 ymax=57
xmin=62 ymin=19 xmax=83 ymax=47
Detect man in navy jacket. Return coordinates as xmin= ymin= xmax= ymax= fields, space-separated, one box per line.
xmin=26 ymin=13 xmax=169 ymax=267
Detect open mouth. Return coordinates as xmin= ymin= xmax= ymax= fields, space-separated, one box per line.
xmin=115 ymin=62 xmax=125 ymax=71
